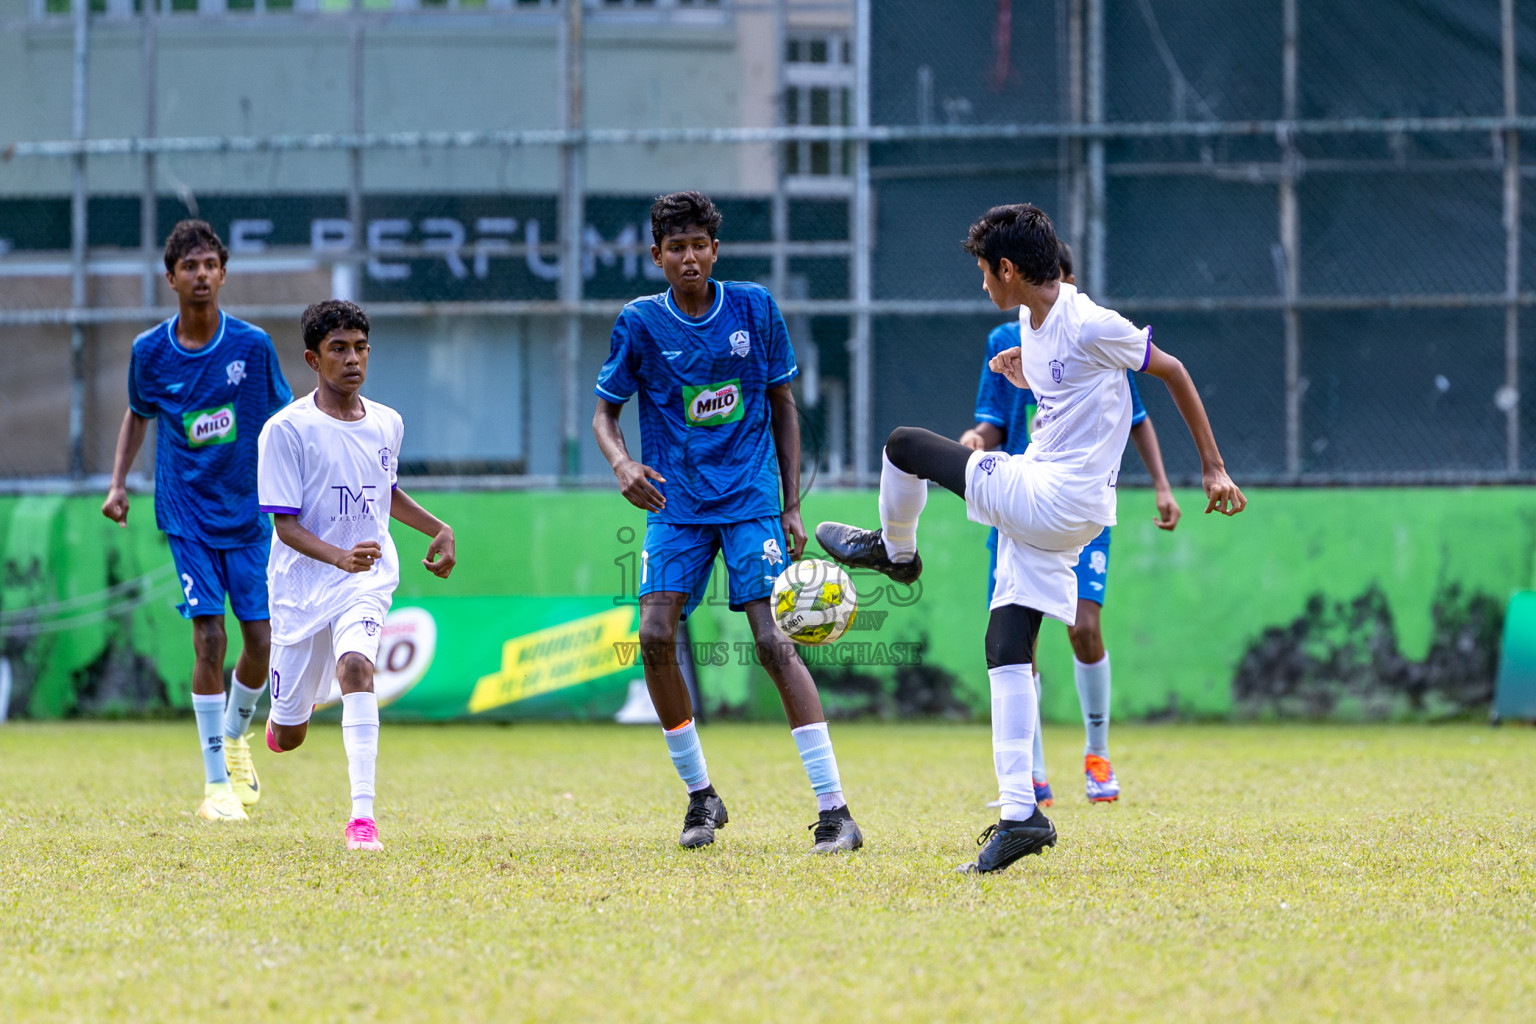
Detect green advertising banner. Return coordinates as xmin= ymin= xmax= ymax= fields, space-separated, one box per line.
xmin=2 ymin=487 xmax=1532 ymax=722
xmin=310 ymin=598 xmax=641 ymax=722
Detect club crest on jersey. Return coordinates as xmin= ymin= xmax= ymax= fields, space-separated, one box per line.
xmin=226 ymin=360 xmax=247 ymax=386
xmin=362 ymin=617 xmax=381 ymax=636
xmin=977 ymin=454 xmax=1002 ymax=476
xmin=1050 ymin=359 xmax=1065 ymax=383
xmin=762 ymin=538 xmax=783 ymax=566
xmin=729 ymin=330 xmax=750 ymax=357
xmin=682 ymin=380 xmax=745 ymax=426
xmin=182 ymin=404 xmax=237 ymax=448
xmin=379 ymin=447 xmax=392 ymax=470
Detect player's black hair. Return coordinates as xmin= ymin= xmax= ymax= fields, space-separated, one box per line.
xmin=650 ymin=190 xmax=723 ymax=245
xmin=301 ymin=299 xmax=371 ymax=353
xmin=1057 ymin=240 xmax=1074 ymax=280
xmin=163 ymin=220 xmax=228 ymax=273
xmin=962 ymin=204 xmax=1060 ymax=285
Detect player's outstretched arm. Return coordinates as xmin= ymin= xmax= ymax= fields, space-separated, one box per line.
xmin=592 ymin=398 xmax=666 ymax=513
xmin=1142 ymin=344 xmax=1246 ymax=516
xmin=766 ymin=383 xmax=806 ymax=560
xmin=101 ymin=409 xmax=150 ymax=527
xmin=272 ymin=514 xmax=382 ymax=573
xmin=1128 ymin=417 xmax=1181 ymax=530
xmin=390 ymin=489 xmax=455 ymax=579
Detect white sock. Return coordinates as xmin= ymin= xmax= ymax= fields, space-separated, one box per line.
xmin=341 ymin=691 xmax=380 ymax=821
xmin=878 ymin=447 xmax=927 ymax=562
xmin=1074 ymin=654 xmax=1112 ymax=757
xmin=989 ymin=663 xmax=1038 ymax=822
xmin=1031 ymin=670 xmax=1049 ymax=783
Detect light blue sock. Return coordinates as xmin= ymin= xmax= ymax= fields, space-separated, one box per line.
xmin=1074 ymin=654 xmax=1112 ymax=757
xmin=663 ymin=719 xmax=711 ymax=792
xmin=192 ymin=693 xmax=229 ymax=785
xmin=1031 ymin=671 xmax=1049 ymax=783
xmin=223 ymin=671 xmax=265 ymax=740
xmin=791 ymin=722 xmax=846 ymax=811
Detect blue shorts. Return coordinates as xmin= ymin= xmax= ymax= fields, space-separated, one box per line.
xmin=640 ymin=516 xmax=790 ymax=619
xmin=988 ymin=526 xmax=1111 ymax=607
xmin=166 ymin=534 xmax=272 ymax=621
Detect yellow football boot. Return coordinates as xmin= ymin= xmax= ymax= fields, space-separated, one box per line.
xmin=224 ymin=732 xmax=261 ymax=807
xmin=197 ymin=782 xmax=249 ymax=822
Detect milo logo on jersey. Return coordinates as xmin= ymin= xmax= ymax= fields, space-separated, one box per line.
xmin=183 ymin=404 xmax=237 ymax=448
xmin=683 ymin=380 xmax=745 ymax=427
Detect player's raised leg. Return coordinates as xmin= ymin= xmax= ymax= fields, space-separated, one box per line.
xmin=958 ymin=604 xmax=1057 ymax=874
xmin=816 ymin=426 xmax=973 ymax=583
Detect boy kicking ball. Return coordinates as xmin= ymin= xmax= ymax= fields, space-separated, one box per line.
xmin=257 ymin=300 xmax=456 ymax=851
xmin=817 ymin=203 xmax=1244 ymax=874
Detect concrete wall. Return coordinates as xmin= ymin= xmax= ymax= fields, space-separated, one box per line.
xmin=0 ymin=4 xmax=820 ymax=478
xmin=0 ymin=7 xmax=761 ymax=197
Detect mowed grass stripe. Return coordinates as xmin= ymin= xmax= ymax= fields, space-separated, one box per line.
xmin=0 ymin=722 xmax=1532 ymax=1023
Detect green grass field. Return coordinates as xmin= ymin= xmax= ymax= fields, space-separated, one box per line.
xmin=1 ymin=721 xmax=1533 ymax=1023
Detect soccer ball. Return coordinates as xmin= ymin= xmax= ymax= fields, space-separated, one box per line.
xmin=772 ymin=558 xmax=858 ymax=646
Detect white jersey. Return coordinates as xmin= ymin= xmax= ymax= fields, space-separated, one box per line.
xmin=257 ymin=391 xmax=404 ymax=645
xmin=1015 ymin=282 xmax=1151 ymax=526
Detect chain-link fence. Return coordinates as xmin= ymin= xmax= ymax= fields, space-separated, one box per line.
xmin=3 ymin=0 xmax=1534 ymax=487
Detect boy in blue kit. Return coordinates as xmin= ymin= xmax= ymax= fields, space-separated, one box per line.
xmin=592 ymin=191 xmax=863 ymax=854
xmin=959 ymin=242 xmax=1182 ymax=806
xmin=102 ymin=220 xmax=293 ymax=823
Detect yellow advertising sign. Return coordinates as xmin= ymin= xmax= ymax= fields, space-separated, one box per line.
xmin=467 ymin=607 xmax=638 ymax=713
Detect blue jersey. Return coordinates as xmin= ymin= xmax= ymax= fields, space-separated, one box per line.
xmin=974 ymin=321 xmax=1146 ymax=454
xmin=595 ymin=280 xmax=798 ymax=524
xmin=128 ymin=312 xmax=293 ymax=548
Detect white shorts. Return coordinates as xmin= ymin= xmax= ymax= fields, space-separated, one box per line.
xmin=964 ymin=449 xmax=1105 ymax=625
xmin=268 ymin=599 xmax=390 ymax=727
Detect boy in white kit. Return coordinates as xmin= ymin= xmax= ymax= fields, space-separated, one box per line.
xmin=817 ymin=204 xmax=1246 ymax=874
xmin=257 ymin=300 xmax=457 ymax=852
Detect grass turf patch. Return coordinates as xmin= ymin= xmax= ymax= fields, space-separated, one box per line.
xmin=1 ymin=721 xmax=1533 ymax=1022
